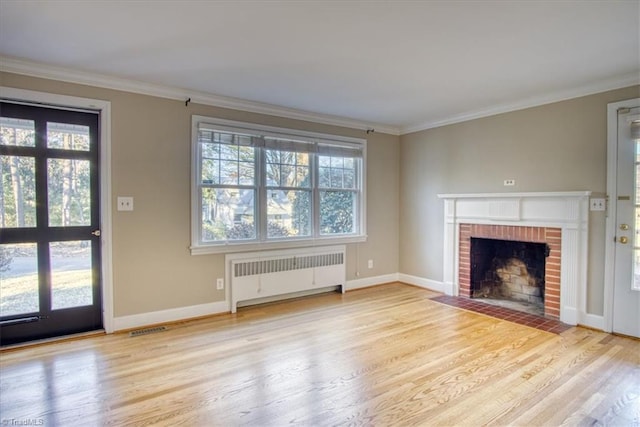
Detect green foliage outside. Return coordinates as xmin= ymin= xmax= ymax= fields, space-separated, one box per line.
xmin=1 ymin=123 xmax=91 ymax=228
xmin=199 ymin=136 xmax=358 ymax=242
xmin=319 ymin=191 xmax=355 ymax=234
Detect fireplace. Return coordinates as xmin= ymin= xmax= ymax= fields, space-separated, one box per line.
xmin=459 ymin=224 xmax=562 ymax=318
xmin=460 ymin=224 xmax=561 ymax=318
xmin=469 ymin=236 xmax=550 ymax=316
xmin=438 ymin=192 xmax=591 ymax=325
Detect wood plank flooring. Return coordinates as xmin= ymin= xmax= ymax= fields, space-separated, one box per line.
xmin=1 ymin=283 xmax=638 ymax=426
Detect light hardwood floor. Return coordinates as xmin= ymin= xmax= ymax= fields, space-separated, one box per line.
xmin=1 ymin=283 xmax=638 ymax=426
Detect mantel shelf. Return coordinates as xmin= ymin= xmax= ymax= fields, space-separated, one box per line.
xmin=437 ymin=191 xmax=592 ymax=199
xmin=439 ymin=191 xmax=590 ymax=326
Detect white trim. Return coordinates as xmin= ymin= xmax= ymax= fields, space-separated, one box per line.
xmin=194 ymin=115 xmax=367 ymax=146
xmin=192 ymin=235 xmax=368 ymax=256
xmin=4 ymin=56 xmax=636 ymax=138
xmin=0 ymin=86 xmax=114 ymax=334
xmin=112 ymin=301 xmax=228 ymax=332
xmin=346 ymin=273 xmax=400 ymax=290
xmin=191 ymin=115 xmax=367 ymax=254
xmin=437 ymin=191 xmax=592 ymax=199
xmin=398 ymin=274 xmax=446 ymax=293
xmin=580 ymin=314 xmax=605 ymax=332
xmin=402 ymin=73 xmax=640 ymax=134
xmin=604 ymin=98 xmax=640 ymax=333
xmin=438 ymin=192 xmax=591 ymax=325
xmin=0 ymin=55 xmax=400 ymax=136
xmin=86 ymin=272 xmax=606 ymax=333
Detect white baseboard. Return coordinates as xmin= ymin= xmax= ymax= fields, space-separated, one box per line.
xmin=112 ymin=301 xmax=229 ymax=332
xmin=398 ymin=274 xmax=445 ymax=293
xmin=346 ymin=273 xmax=400 ymax=290
xmin=579 ymin=313 xmax=605 ymax=331
xmin=109 ymin=274 xmax=606 ymax=334
xmin=561 ymin=307 xmax=579 ymax=326
xmin=113 ymin=274 xmax=400 ymax=332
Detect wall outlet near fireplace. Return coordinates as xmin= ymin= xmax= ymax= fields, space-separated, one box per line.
xmin=590 ymin=198 xmax=606 ymax=211
xmin=503 ymin=179 xmax=516 ymax=186
xmin=367 ymin=259 xmax=373 ymax=269
xmin=216 ymin=278 xmax=224 ymax=290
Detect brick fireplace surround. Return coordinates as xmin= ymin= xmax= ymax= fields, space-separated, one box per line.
xmin=438 ymin=192 xmax=591 ymax=325
xmin=458 ymin=223 xmax=561 ymax=318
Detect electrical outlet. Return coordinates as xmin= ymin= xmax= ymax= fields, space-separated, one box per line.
xmin=216 ymin=278 xmax=224 ymax=290
xmin=117 ymin=196 xmax=134 ymax=211
xmin=590 ymin=198 xmax=606 ymax=211
xmin=367 ymin=259 xmax=373 ymax=269
xmin=503 ymin=179 xmax=516 ymax=186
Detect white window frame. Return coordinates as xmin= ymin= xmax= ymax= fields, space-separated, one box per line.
xmin=191 ymin=116 xmax=367 ymax=255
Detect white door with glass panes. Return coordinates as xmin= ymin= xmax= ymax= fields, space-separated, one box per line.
xmin=612 ymin=105 xmax=640 ymax=338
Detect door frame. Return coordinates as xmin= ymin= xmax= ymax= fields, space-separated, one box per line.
xmin=1 ymin=86 xmax=114 ymax=334
xmin=604 ymin=97 xmax=640 ymax=333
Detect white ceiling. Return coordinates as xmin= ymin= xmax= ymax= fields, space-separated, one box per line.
xmin=0 ymin=1 xmax=638 ymax=134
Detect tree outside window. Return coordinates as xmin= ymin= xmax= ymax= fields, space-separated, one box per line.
xmin=193 ymin=117 xmax=365 ymax=252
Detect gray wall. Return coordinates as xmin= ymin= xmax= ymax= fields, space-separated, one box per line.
xmin=3 ymin=69 xmax=637 ymax=320
xmin=399 ymin=85 xmax=640 ymax=315
xmin=1 ymin=72 xmax=400 ymax=318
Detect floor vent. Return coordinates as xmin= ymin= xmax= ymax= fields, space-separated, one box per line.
xmin=129 ymin=326 xmax=167 ymax=337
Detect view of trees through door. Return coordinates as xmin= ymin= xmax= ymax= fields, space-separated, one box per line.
xmin=2 ymin=123 xmax=92 ymax=313
xmin=0 ymin=102 xmax=102 ymax=345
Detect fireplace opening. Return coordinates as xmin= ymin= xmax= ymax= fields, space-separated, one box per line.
xmin=470 ymin=237 xmax=549 ymax=316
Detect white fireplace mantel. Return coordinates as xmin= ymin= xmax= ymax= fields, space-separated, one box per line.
xmin=437 ymin=191 xmax=591 ymax=325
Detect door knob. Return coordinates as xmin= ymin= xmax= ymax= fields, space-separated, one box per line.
xmin=619 ymin=236 xmax=629 ymax=244
xmin=620 ymin=224 xmax=629 ymax=230
xmin=91 ymin=230 xmax=101 ymax=237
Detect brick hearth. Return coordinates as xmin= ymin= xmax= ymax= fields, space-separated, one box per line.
xmin=459 ymin=224 xmax=561 ymax=318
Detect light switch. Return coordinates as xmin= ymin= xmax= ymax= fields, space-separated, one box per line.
xmin=117 ymin=196 xmax=134 ymax=211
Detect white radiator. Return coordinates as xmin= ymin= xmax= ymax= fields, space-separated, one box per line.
xmin=226 ymin=245 xmax=346 ymax=313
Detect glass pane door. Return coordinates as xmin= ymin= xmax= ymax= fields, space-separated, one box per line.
xmin=0 ymin=102 xmax=102 ymax=346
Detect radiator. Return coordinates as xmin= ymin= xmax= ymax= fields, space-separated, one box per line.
xmin=227 ymin=245 xmax=346 ymax=313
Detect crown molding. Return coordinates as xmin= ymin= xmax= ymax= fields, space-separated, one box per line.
xmin=2 ymin=55 xmax=636 ymax=137
xmin=0 ymin=56 xmax=401 ymax=136
xmin=400 ymin=72 xmax=640 ymax=135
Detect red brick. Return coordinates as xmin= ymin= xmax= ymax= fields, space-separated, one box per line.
xmin=458 ymin=223 xmax=565 ymax=316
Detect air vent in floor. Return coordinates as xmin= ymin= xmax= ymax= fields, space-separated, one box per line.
xmin=129 ymin=326 xmax=167 ymax=337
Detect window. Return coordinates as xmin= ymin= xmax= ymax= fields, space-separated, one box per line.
xmin=191 ymin=116 xmax=366 ymax=254
xmin=318 ymin=154 xmax=358 ymax=235
xmin=199 ymin=129 xmax=257 ymax=242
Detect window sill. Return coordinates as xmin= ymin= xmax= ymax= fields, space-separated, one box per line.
xmin=190 ymin=235 xmax=367 ymax=255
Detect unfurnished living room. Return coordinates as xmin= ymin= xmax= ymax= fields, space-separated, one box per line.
xmin=0 ymin=1 xmax=639 ymax=425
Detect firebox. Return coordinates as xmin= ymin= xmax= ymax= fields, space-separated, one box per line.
xmin=470 ymin=238 xmax=549 ymax=315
